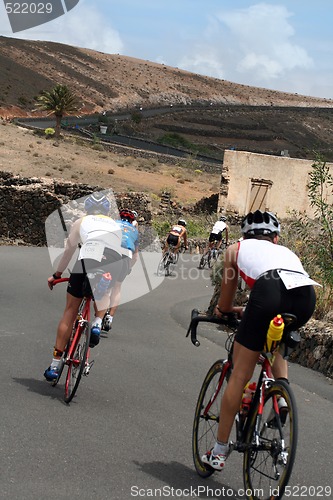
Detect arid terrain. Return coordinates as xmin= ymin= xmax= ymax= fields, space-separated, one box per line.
xmin=0 ymin=121 xmax=220 ymax=205
xmin=1 ymin=36 xmax=333 ymax=205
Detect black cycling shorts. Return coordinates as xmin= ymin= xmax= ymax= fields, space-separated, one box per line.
xmin=67 ymin=248 xmax=124 ymax=299
xmin=235 ymin=269 xmax=316 ymax=352
xmin=209 ymin=232 xmax=222 ymax=243
xmin=167 ymin=234 xmax=179 ymax=247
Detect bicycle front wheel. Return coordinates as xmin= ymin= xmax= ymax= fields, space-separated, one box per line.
xmin=192 ymin=359 xmax=231 ymax=478
xmin=64 ymin=323 xmax=90 ymax=404
xmin=157 ymin=254 xmax=167 ymax=276
xmin=243 ymin=379 xmax=298 ymax=500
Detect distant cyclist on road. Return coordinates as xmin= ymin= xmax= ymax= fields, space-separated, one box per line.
xmin=203 ymin=216 xmax=229 ymax=256
xmin=163 ymin=219 xmax=188 ymax=256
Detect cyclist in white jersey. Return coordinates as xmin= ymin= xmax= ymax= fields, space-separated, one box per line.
xmin=44 ymin=193 xmax=127 ymax=382
xmin=203 ymin=216 xmax=229 ymax=255
xmin=201 ymin=210 xmax=317 ymax=471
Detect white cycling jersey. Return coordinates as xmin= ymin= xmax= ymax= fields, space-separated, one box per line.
xmin=171 ymin=225 xmax=184 ymax=235
xmin=237 ymin=239 xmax=307 ymax=289
xmin=211 ymin=221 xmax=226 ymax=234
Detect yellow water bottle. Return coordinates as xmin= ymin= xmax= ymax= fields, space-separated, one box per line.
xmin=265 ymin=314 xmax=284 ymax=352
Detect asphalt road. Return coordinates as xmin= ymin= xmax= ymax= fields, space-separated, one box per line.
xmin=1 ymin=247 xmax=332 ymax=500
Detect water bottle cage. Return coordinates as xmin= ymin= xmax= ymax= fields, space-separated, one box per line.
xmin=279 ymin=330 xmax=301 ymax=359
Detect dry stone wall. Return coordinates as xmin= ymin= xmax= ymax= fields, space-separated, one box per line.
xmin=0 ymin=170 xmax=152 ymax=245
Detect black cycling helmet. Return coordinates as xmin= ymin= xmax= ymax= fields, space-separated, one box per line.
xmin=84 ymin=193 xmax=110 ymax=215
xmin=119 ymin=209 xmax=135 ymax=223
xmin=178 ymin=219 xmax=187 ymax=227
xmin=241 ymin=210 xmax=280 ymax=235
xmin=219 ymin=215 xmax=227 ymax=222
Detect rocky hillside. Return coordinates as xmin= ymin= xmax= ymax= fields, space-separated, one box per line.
xmin=1 ymin=35 xmax=333 ymax=119
xmin=2 ymin=36 xmax=333 ymax=160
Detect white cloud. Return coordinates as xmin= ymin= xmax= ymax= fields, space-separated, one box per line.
xmin=178 ymin=47 xmax=225 ymax=79
xmin=0 ymin=2 xmax=124 ymax=55
xmin=176 ymin=3 xmax=314 ymax=92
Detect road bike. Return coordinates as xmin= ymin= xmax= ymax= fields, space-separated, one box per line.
xmin=157 ymin=244 xmax=180 ymax=276
xmin=187 ymin=309 xmax=301 ymax=500
xmin=198 ymin=241 xmax=226 ymax=269
xmin=51 ymin=274 xmax=101 ymax=403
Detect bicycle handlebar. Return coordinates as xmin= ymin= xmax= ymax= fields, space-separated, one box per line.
xmin=53 ymin=278 xmax=70 ymax=285
xmin=50 ymin=277 xmax=70 ymax=290
xmin=186 ymin=309 xmax=240 ymax=347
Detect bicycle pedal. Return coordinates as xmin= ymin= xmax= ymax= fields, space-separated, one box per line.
xmin=83 ymin=360 xmax=95 ymax=376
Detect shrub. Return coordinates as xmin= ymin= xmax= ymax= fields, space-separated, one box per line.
xmin=287 ymin=154 xmax=333 ymax=318
xmin=44 ymin=127 xmax=55 ymax=137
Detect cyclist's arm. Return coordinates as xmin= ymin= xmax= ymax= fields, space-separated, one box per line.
xmin=224 ymin=225 xmax=229 ymax=245
xmin=182 ymin=229 xmax=188 ymax=247
xmin=215 ymin=243 xmax=238 ymax=313
xmin=55 ymin=218 xmax=81 ymax=275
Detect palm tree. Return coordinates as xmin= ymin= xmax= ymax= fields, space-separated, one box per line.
xmin=37 ymin=84 xmax=80 ymax=138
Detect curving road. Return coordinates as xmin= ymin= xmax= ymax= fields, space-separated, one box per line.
xmin=16 ymin=106 xmax=223 ymax=167
xmin=1 ymin=246 xmax=332 ymax=499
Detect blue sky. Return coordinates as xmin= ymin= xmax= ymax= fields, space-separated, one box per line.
xmin=1 ymin=0 xmax=332 ymax=99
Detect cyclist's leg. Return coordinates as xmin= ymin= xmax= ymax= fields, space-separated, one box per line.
xmin=163 ymin=234 xmax=173 ymax=255
xmin=55 ymin=292 xmax=83 ymax=352
xmin=204 ymin=234 xmax=214 ymax=255
xmin=272 ymin=350 xmax=288 ymax=379
xmin=215 ymin=233 xmax=223 ymax=250
xmin=102 ymin=257 xmax=129 ymax=329
xmin=217 ymin=341 xmax=260 ymax=444
xmin=173 ymin=235 xmax=181 ymax=254
xmin=211 ymin=273 xmax=281 ymax=458
xmin=89 ymin=251 xmax=124 ymax=344
xmin=44 ymin=289 xmax=82 ymax=381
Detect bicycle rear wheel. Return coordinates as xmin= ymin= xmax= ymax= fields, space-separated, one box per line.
xmin=64 ymin=323 xmax=90 ymax=404
xmin=198 ymin=255 xmax=207 ymax=269
xmin=192 ymin=359 xmax=231 ymax=478
xmin=164 ymin=254 xmax=174 ymax=276
xmin=243 ymin=379 xmax=298 ymax=500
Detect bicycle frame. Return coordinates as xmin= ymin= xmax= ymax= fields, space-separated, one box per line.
xmin=233 ymin=353 xmax=277 ymax=450
xmin=67 ymin=296 xmax=92 ymax=373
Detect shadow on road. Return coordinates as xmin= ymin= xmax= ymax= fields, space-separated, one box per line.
xmin=133 ymin=460 xmax=243 ymax=499
xmin=12 ymin=377 xmax=70 ymax=405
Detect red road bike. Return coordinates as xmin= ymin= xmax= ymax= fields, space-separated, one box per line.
xmin=187 ymin=309 xmax=301 ymax=500
xmin=51 ymin=277 xmax=94 ymax=403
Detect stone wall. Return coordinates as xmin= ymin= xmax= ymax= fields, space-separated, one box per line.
xmin=291 ymin=319 xmax=333 ymax=379
xmin=0 ymin=170 xmax=152 ymax=245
